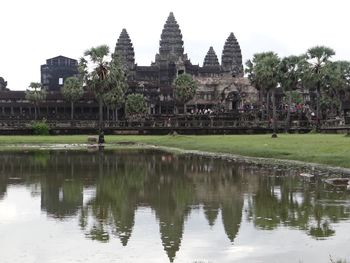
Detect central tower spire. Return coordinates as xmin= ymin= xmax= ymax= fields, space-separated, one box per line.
xmin=156 ymin=12 xmax=185 ymax=63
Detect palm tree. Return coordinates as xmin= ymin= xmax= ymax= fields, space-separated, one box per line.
xmin=279 ymin=55 xmax=306 ymax=131
xmin=61 ymin=76 xmax=84 ymax=120
xmin=79 ymin=45 xmax=110 ymax=130
xmin=25 ymin=82 xmax=47 ymax=120
xmin=102 ymin=54 xmax=128 ymax=121
xmin=305 ymin=46 xmax=335 ymax=130
xmin=174 ymin=73 xmax=198 ymax=114
xmin=246 ymin=52 xmax=280 ymax=137
xmin=327 ymin=61 xmax=350 ymax=115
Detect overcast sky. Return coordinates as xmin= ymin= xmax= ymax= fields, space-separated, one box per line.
xmin=1 ymin=0 xmax=349 ymax=91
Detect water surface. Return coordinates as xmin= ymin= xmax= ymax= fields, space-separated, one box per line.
xmin=0 ymin=149 xmax=350 ymax=263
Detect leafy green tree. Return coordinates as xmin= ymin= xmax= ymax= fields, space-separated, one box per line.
xmin=305 ymin=46 xmax=335 ymax=129
xmin=102 ymin=54 xmax=128 ymax=121
xmin=61 ymin=76 xmax=84 ymax=120
xmin=25 ymin=82 xmax=47 ymax=120
xmin=326 ymin=61 xmax=350 ymax=115
xmin=246 ymin=52 xmax=280 ymax=137
xmin=279 ymin=55 xmax=306 ymax=131
xmin=79 ymin=45 xmax=109 ymax=128
xmin=174 ymin=73 xmax=198 ymax=114
xmin=125 ymin=93 xmax=147 ymax=119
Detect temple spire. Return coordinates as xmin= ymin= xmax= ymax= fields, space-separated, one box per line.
xmin=221 ymin=32 xmax=243 ymax=77
xmin=156 ymin=12 xmax=184 ymax=63
xmin=114 ymin=28 xmax=135 ymax=71
xmin=203 ymin=47 xmax=220 ymax=67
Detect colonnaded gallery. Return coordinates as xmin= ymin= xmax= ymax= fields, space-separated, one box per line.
xmin=0 ymin=12 xmax=258 ymax=121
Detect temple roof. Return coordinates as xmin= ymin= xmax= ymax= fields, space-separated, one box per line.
xmin=221 ymin=33 xmax=243 ymax=76
xmin=44 ymin=56 xmax=78 ymax=66
xmin=115 ymin=28 xmax=135 ymax=69
xmin=158 ymin=12 xmax=184 ymax=60
xmin=203 ymin=47 xmax=220 ymax=67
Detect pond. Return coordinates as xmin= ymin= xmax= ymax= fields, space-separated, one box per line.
xmin=0 ymin=149 xmax=349 ymax=263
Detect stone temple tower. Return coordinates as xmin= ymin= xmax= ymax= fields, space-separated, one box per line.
xmin=201 ymin=46 xmax=221 ymax=75
xmin=203 ymin=47 xmax=220 ymax=67
xmin=155 ymin=12 xmax=189 ymax=84
xmin=155 ymin=12 xmax=187 ymax=64
xmin=221 ymin=33 xmax=243 ymax=77
xmin=114 ymin=28 xmax=136 ymax=76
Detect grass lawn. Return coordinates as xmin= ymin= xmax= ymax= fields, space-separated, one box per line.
xmin=0 ymin=134 xmax=349 ymax=168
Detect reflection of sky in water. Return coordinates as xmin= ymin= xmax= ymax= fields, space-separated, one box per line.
xmin=1 ymin=186 xmax=350 ymax=263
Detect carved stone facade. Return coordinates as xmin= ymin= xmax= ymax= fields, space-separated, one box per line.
xmin=0 ymin=12 xmax=256 ymax=120
xmin=190 ymin=75 xmax=258 ymax=111
xmin=41 ymin=56 xmax=79 ymax=91
xmin=114 ymin=12 xmax=255 ymax=114
xmin=114 ymin=29 xmax=136 ymax=76
xmin=221 ymin=33 xmax=244 ymax=77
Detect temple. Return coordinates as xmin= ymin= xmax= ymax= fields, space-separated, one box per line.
xmin=41 ymin=56 xmax=79 ymax=91
xmin=0 ymin=12 xmax=256 ymax=122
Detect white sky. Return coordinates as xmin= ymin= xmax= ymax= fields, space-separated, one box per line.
xmin=0 ymin=0 xmax=349 ymax=90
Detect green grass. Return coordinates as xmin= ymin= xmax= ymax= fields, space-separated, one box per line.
xmin=0 ymin=134 xmax=349 ymax=168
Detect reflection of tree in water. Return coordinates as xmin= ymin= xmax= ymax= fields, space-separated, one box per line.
xmin=1 ymin=150 xmax=350 ymax=262
xmin=41 ymin=175 xmax=83 ymax=219
xmin=247 ymin=173 xmax=350 ymax=239
xmin=0 ymin=174 xmax=7 ymax=200
xmin=81 ymin=160 xmax=144 ymax=245
xmin=0 ymin=151 xmax=51 ymax=200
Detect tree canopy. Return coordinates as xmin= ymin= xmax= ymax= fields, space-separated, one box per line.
xmin=79 ymin=45 xmax=128 ymax=127
xmin=245 ymin=52 xmax=280 ymax=91
xmin=62 ymin=77 xmax=84 ymax=103
xmin=62 ymin=76 xmax=84 ymax=120
xmin=125 ymin=93 xmax=147 ymax=119
xmin=25 ymin=82 xmax=47 ymax=120
xmin=174 ymin=73 xmax=198 ymax=104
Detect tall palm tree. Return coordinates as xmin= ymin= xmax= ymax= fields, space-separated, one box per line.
xmin=305 ymin=46 xmax=335 ymax=130
xmin=102 ymin=54 xmax=128 ymax=121
xmin=79 ymin=45 xmax=110 ymax=130
xmin=246 ymin=52 xmax=280 ymax=137
xmin=327 ymin=61 xmax=350 ymax=114
xmin=279 ymin=55 xmax=306 ymax=131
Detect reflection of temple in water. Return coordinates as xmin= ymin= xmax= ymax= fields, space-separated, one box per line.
xmin=0 ymin=150 xmax=350 ymax=261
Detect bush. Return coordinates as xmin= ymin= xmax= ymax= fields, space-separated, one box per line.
xmin=32 ymin=121 xmax=50 ymax=135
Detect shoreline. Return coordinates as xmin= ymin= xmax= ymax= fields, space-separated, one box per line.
xmin=1 ymin=142 xmax=350 ymax=176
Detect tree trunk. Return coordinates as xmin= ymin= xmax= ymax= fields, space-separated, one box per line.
xmin=98 ymin=97 xmax=103 ymax=131
xmin=261 ymin=89 xmax=265 ymax=121
xmin=285 ymin=91 xmax=292 ymax=132
xmin=71 ymin=101 xmax=74 ymax=120
xmin=184 ymin=103 xmax=187 ymax=115
xmin=106 ymin=106 xmax=110 ymax=122
xmin=266 ymin=90 xmax=270 ymax=122
xmin=316 ymin=81 xmax=321 ymax=131
xmin=271 ymin=88 xmax=278 ymax=138
xmin=34 ymin=103 xmax=38 ymax=120
xmin=115 ymin=108 xmax=118 ymax=121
